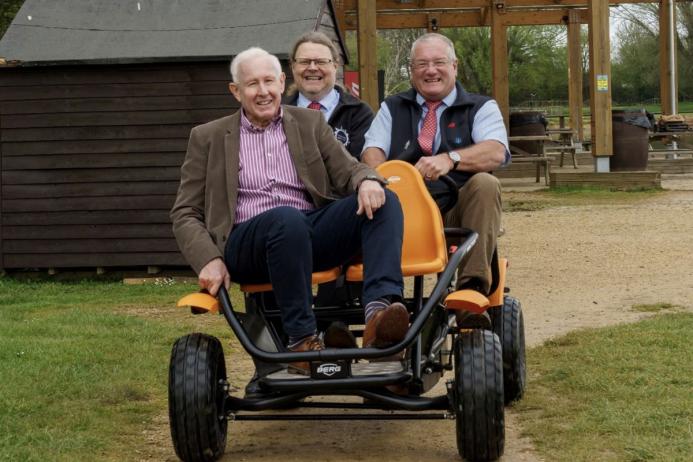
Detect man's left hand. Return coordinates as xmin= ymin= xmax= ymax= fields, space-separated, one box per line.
xmin=415 ymin=154 xmax=453 ymax=181
xmin=357 ymin=180 xmax=386 ymax=220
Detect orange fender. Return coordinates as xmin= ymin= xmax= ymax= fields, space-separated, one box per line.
xmin=177 ymin=292 xmax=219 ymax=314
xmin=444 ymin=290 xmax=490 ymax=314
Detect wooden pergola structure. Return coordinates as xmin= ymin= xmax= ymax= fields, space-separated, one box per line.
xmin=334 ymin=0 xmax=679 ymax=171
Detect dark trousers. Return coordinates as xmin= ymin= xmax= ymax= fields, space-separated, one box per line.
xmin=224 ymin=191 xmax=403 ymax=339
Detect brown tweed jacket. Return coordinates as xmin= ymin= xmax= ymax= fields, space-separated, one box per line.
xmin=170 ymin=105 xmax=379 ymax=273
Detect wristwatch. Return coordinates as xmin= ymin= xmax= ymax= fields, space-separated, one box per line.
xmin=448 ymin=151 xmax=461 ymax=171
xmin=359 ymin=174 xmax=388 ymax=188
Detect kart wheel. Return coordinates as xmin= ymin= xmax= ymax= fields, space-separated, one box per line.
xmin=169 ymin=333 xmax=228 ymax=462
xmin=453 ymin=329 xmax=504 ymax=462
xmin=489 ymin=295 xmax=526 ymax=404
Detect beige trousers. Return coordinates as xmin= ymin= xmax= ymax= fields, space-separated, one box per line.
xmin=444 ymin=173 xmax=502 ymax=294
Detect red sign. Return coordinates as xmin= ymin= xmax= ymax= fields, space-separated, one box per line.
xmin=344 ymin=71 xmax=360 ymax=98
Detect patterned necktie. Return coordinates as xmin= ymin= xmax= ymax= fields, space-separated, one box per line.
xmin=417 ymin=100 xmax=442 ymax=155
xmin=308 ymin=101 xmax=322 ymax=111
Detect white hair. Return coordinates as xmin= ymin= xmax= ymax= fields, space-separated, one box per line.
xmin=410 ymin=33 xmax=457 ymax=63
xmin=229 ymin=47 xmax=282 ymax=82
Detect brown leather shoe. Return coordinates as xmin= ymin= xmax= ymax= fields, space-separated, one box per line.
xmin=324 ymin=321 xmax=358 ymax=349
xmin=363 ymin=302 xmax=409 ymax=348
xmin=287 ymin=335 xmax=324 ymax=375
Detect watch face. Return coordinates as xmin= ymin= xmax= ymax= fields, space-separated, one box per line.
xmin=450 ymin=151 xmax=461 ymax=162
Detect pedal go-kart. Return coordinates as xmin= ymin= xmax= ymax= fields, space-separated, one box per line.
xmin=169 ymin=160 xmax=526 ymax=462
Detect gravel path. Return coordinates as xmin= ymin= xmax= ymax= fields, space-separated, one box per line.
xmin=142 ymin=174 xmax=693 ymax=462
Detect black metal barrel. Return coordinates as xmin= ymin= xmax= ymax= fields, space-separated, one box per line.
xmin=611 ymin=109 xmax=651 ymax=171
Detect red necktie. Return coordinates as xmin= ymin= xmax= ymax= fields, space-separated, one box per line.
xmin=417 ymin=100 xmax=442 ymax=155
xmin=308 ymin=101 xmax=322 ymax=111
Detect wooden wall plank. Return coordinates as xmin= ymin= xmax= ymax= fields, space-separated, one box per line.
xmin=2 ymin=210 xmax=173 ymax=226
xmin=0 ymin=81 xmax=231 ymax=102
xmin=0 ymin=95 xmax=236 ymax=115
xmin=4 ymin=238 xmax=179 ymax=253
xmin=0 ymin=64 xmax=232 ymax=86
xmin=1 ymin=109 xmax=232 ymax=129
xmin=3 ymin=167 xmax=181 ymax=184
xmin=3 ymin=253 xmax=188 ymax=267
xmin=3 ymin=181 xmax=180 ymax=199
xmin=1 ymin=125 xmax=195 ymax=142
xmin=3 ymin=153 xmax=184 ymax=171
xmin=2 ymin=195 xmax=175 ymax=212
xmin=3 ymin=224 xmax=174 ymax=240
xmin=2 ymin=139 xmax=187 ymax=156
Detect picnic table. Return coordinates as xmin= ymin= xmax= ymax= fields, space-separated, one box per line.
xmin=546 ymin=128 xmax=578 ymax=168
xmin=508 ymin=135 xmax=552 ymax=184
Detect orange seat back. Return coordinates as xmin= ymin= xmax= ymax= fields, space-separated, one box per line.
xmin=377 ymin=160 xmax=448 ymax=275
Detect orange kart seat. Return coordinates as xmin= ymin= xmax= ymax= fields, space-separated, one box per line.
xmin=177 ymin=267 xmax=341 ymax=314
xmin=345 ymin=160 xmax=448 ymax=281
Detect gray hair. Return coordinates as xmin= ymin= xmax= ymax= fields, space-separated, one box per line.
xmin=410 ymin=33 xmax=457 ymax=63
xmin=229 ymin=47 xmax=282 ymax=82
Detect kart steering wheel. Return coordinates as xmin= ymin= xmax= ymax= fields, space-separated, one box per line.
xmin=427 ymin=174 xmax=459 ymax=215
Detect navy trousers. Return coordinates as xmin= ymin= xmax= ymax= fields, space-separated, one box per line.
xmin=224 ymin=191 xmax=404 ymax=340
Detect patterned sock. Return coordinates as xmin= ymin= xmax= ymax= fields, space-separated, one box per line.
xmin=288 ymin=331 xmax=317 ymax=348
xmin=364 ymin=297 xmax=390 ymax=324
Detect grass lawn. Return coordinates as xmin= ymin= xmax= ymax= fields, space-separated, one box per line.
xmin=2 ymin=278 xmax=691 ymax=461
xmin=0 ymin=278 xmax=243 ymax=462
xmin=504 ymin=185 xmax=664 ymax=212
xmin=514 ymin=312 xmax=693 ymax=462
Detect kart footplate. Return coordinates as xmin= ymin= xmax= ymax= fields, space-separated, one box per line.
xmin=266 ymin=361 xmax=404 ymax=381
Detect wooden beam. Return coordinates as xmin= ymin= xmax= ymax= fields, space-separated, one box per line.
xmin=357 ymin=0 xmax=379 ymax=110
xmin=491 ymin=6 xmax=510 ymax=127
xmin=658 ymin=0 xmax=677 ymax=115
xmin=588 ymin=0 xmax=613 ymax=164
xmin=340 ymin=0 xmax=656 ymax=13
xmin=343 ymin=8 xmax=590 ymax=29
xmin=567 ymin=9 xmax=584 ymax=142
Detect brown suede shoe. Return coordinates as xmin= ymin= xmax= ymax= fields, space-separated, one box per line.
xmin=287 ymin=335 xmax=324 ymax=375
xmin=363 ymin=302 xmax=409 ymax=348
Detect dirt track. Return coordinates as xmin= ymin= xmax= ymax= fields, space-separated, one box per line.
xmin=142 ymin=174 xmax=693 ymax=462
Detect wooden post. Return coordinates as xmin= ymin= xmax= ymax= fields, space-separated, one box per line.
xmin=491 ymin=2 xmax=509 ymax=128
xmin=567 ymin=10 xmax=584 ymax=144
xmin=658 ymin=0 xmax=677 ymax=115
xmin=357 ymin=0 xmax=379 ymax=110
xmin=588 ymin=0 xmax=613 ymax=170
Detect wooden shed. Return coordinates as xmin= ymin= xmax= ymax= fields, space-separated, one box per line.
xmin=0 ymin=0 xmax=347 ymax=273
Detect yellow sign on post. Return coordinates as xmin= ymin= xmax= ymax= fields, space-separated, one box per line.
xmin=597 ymin=74 xmax=609 ymax=92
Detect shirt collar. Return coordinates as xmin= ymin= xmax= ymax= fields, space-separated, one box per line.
xmin=416 ymin=86 xmax=457 ymax=110
xmin=240 ymin=107 xmax=283 ymax=132
xmin=297 ymin=88 xmax=339 ymax=113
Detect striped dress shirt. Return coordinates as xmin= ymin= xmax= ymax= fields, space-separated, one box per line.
xmin=234 ymin=109 xmax=315 ymax=224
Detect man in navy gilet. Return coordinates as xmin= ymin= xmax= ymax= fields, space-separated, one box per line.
xmin=361 ymin=33 xmax=511 ymax=327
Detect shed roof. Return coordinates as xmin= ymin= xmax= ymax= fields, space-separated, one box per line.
xmin=0 ymin=0 xmax=345 ymax=66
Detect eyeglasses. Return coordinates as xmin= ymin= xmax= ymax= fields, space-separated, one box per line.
xmin=293 ymin=58 xmax=334 ymax=68
xmin=411 ymin=59 xmax=453 ymax=70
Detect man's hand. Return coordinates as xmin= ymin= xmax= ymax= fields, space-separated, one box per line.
xmin=415 ymin=154 xmax=454 ymax=181
xmin=198 ymin=257 xmax=230 ymax=296
xmin=356 ymin=180 xmax=386 ymax=220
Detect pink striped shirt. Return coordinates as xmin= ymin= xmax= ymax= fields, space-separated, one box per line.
xmin=234 ymin=108 xmax=315 ymax=224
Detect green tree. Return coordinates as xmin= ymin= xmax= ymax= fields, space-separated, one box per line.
xmin=1 ymin=0 xmax=24 ymax=40
xmin=612 ymin=2 xmax=693 ymax=105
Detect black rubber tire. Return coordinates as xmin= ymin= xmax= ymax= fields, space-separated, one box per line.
xmin=169 ymin=333 xmax=228 ymax=462
xmin=453 ymin=329 xmax=504 ymax=462
xmin=489 ymin=295 xmax=526 ymax=404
